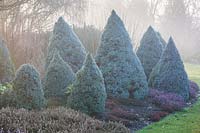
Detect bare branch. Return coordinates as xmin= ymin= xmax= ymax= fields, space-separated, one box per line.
xmin=0 ymin=0 xmax=30 ymax=11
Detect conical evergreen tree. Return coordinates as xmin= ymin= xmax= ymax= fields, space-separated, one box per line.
xmin=13 ymin=64 xmax=46 ymax=109
xmin=0 ymin=38 xmax=15 ymax=83
xmin=46 ymin=17 xmax=86 ymax=73
xmin=149 ymin=37 xmax=189 ymax=100
xmin=67 ymin=54 xmax=107 ymax=115
xmin=44 ymin=50 xmax=75 ymax=105
xmin=136 ymin=26 xmax=163 ymax=80
xmin=157 ymin=32 xmax=167 ymax=49
xmin=95 ymin=10 xmax=148 ymax=99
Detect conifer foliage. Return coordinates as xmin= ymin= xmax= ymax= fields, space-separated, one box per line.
xmin=67 ymin=54 xmax=107 ymax=115
xmin=96 ymin=10 xmax=148 ymax=99
xmin=13 ymin=64 xmax=46 ymax=109
xmin=0 ymin=39 xmax=15 ymax=83
xmin=149 ymin=37 xmax=189 ymax=100
xmin=137 ymin=26 xmax=163 ymax=80
xmin=44 ymin=50 xmax=75 ymax=104
xmin=45 ymin=17 xmax=86 ymax=73
xmin=157 ymin=32 xmax=167 ymax=49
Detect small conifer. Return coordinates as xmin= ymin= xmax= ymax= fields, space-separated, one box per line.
xmin=67 ymin=54 xmax=107 ymax=115
xmin=149 ymin=37 xmax=189 ymax=100
xmin=13 ymin=64 xmax=46 ymax=109
xmin=46 ymin=17 xmax=86 ymax=72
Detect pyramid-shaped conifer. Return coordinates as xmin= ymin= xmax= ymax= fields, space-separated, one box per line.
xmin=149 ymin=37 xmax=189 ymax=100
xmin=0 ymin=38 xmax=15 ymax=83
xmin=67 ymin=54 xmax=107 ymax=115
xmin=45 ymin=17 xmax=86 ymax=72
xmin=137 ymin=26 xmax=163 ymax=79
xmin=95 ymin=10 xmax=148 ymax=99
xmin=44 ymin=50 xmax=75 ymax=104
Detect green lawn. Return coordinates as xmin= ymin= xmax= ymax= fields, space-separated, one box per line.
xmin=185 ymin=63 xmax=200 ymax=85
xmin=138 ymin=63 xmax=200 ymax=133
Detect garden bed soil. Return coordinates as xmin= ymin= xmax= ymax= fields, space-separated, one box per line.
xmin=98 ymin=91 xmax=199 ymax=131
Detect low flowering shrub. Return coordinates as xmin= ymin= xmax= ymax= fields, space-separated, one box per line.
xmin=149 ymin=89 xmax=186 ymax=112
xmin=189 ymin=81 xmax=199 ymax=100
xmin=0 ymin=107 xmax=129 ymax=133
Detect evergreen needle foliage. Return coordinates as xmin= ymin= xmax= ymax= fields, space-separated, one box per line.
xmin=149 ymin=37 xmax=190 ymax=100
xmin=67 ymin=54 xmax=107 ymax=115
xmin=0 ymin=38 xmax=15 ymax=83
xmin=45 ymin=17 xmax=86 ymax=73
xmin=96 ymin=10 xmax=148 ymax=99
xmin=44 ymin=50 xmax=75 ymax=105
xmin=157 ymin=32 xmax=167 ymax=49
xmin=13 ymin=64 xmax=46 ymax=109
xmin=137 ymin=26 xmax=163 ymax=80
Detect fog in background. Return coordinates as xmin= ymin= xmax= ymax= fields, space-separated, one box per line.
xmin=0 ymin=0 xmax=200 ymax=74
xmin=85 ymin=0 xmax=200 ymax=56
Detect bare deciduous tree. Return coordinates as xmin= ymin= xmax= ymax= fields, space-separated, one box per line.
xmin=0 ymin=0 xmax=87 ymax=74
xmin=0 ymin=0 xmax=29 ymax=11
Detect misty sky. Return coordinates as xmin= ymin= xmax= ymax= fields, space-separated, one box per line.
xmin=85 ymin=0 xmax=165 ymax=29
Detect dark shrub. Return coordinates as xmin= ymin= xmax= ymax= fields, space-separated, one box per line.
xmin=149 ymin=89 xmax=186 ymax=112
xmin=189 ymin=81 xmax=199 ymax=100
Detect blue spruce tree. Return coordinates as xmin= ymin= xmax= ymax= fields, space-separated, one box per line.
xmin=44 ymin=50 xmax=75 ymax=105
xmin=46 ymin=17 xmax=86 ymax=73
xmin=95 ymin=10 xmax=148 ymax=99
xmin=67 ymin=54 xmax=107 ymax=115
xmin=157 ymin=32 xmax=167 ymax=49
xmin=137 ymin=26 xmax=163 ymax=80
xmin=0 ymin=38 xmax=15 ymax=83
xmin=13 ymin=64 xmax=46 ymax=109
xmin=149 ymin=37 xmax=189 ymax=100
